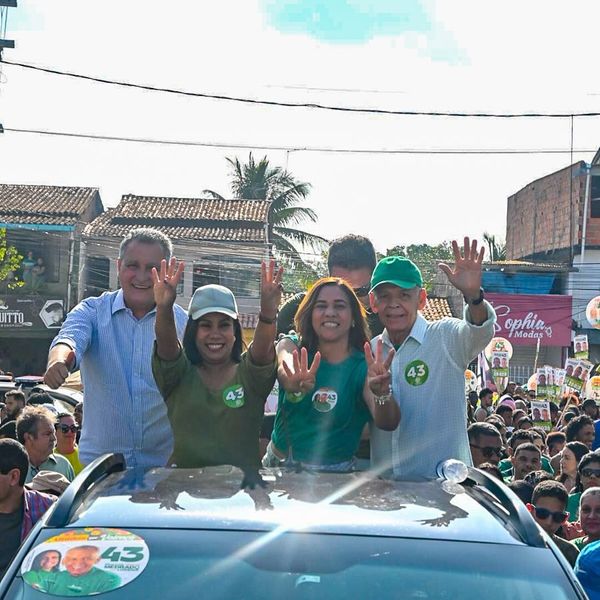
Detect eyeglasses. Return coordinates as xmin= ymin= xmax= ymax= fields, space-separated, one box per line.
xmin=55 ymin=424 xmax=79 ymax=434
xmin=352 ymin=284 xmax=371 ymax=297
xmin=581 ymin=468 xmax=600 ymax=478
xmin=469 ymin=444 xmax=504 ymax=458
xmin=532 ymin=505 xmax=568 ymax=524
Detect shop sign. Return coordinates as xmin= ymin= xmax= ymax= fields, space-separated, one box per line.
xmin=0 ymin=296 xmax=65 ymax=332
xmin=486 ymin=293 xmax=572 ymax=347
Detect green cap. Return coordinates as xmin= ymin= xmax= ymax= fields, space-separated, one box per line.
xmin=370 ymin=256 xmax=423 ymax=292
xmin=188 ymin=284 xmax=238 ymax=320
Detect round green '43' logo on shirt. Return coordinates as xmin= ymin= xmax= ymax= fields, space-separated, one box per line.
xmin=223 ymin=384 xmax=245 ymax=408
xmin=405 ymin=360 xmax=429 ymax=386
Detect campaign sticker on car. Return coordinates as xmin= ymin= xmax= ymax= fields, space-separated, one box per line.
xmin=20 ymin=528 xmax=149 ymax=596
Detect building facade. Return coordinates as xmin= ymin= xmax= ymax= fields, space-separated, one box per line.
xmin=0 ymin=184 xmax=104 ymax=374
xmin=506 ymin=158 xmax=600 ymax=366
xmin=81 ymin=194 xmax=270 ymax=342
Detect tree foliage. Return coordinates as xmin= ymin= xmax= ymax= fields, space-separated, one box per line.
xmin=203 ymin=153 xmax=328 ymax=260
xmin=483 ymin=232 xmax=506 ymax=261
xmin=383 ymin=242 xmax=454 ymax=291
xmin=0 ymin=229 xmax=24 ymax=289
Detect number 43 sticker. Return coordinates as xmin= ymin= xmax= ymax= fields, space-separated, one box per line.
xmin=405 ymin=360 xmax=429 ymax=386
xmin=223 ymin=384 xmax=245 ymax=408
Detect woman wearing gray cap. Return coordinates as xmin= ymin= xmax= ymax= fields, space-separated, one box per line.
xmin=151 ymin=258 xmax=283 ymax=472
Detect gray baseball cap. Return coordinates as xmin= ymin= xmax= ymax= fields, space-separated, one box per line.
xmin=188 ymin=284 xmax=238 ymax=320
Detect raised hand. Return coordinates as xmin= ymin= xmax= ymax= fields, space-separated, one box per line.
xmin=152 ymin=258 xmax=184 ymax=309
xmin=281 ymin=347 xmax=321 ymax=394
xmin=438 ymin=237 xmax=484 ymax=298
xmin=365 ymin=339 xmax=395 ymax=397
xmin=260 ymin=259 xmax=284 ymax=319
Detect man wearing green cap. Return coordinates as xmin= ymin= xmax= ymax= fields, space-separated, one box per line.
xmin=368 ymin=237 xmax=496 ymax=478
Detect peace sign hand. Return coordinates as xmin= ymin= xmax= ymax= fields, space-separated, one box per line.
xmin=281 ymin=347 xmax=321 ymax=394
xmin=260 ymin=259 xmax=284 ymax=318
xmin=365 ymin=339 xmax=395 ymax=397
xmin=438 ymin=237 xmax=484 ymax=298
xmin=152 ymin=258 xmax=185 ymax=309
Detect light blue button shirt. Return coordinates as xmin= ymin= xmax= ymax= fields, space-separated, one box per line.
xmin=50 ymin=290 xmax=188 ymax=468
xmin=370 ymin=301 xmax=496 ymax=479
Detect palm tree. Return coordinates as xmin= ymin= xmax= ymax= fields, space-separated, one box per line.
xmin=483 ymin=232 xmax=506 ymax=262
xmin=203 ymin=153 xmax=328 ymax=258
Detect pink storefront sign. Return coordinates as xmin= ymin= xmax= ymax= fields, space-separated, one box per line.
xmin=486 ymin=293 xmax=572 ymax=347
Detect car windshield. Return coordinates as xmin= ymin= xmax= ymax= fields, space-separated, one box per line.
xmin=7 ymin=529 xmax=579 ymax=600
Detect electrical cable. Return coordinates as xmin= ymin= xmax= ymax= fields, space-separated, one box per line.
xmin=4 ymin=59 xmax=600 ymax=119
xmin=3 ymin=127 xmax=598 ymax=155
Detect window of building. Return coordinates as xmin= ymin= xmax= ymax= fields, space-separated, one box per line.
xmin=192 ymin=256 xmax=260 ymax=298
xmin=85 ymin=256 xmax=110 ymax=298
xmin=193 ymin=258 xmax=220 ymax=289
xmin=591 ymin=176 xmax=600 ymax=218
xmin=220 ymin=257 xmax=260 ymax=298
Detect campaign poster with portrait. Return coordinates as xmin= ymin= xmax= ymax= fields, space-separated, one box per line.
xmin=531 ymin=400 xmax=552 ymax=432
xmin=573 ymin=334 xmax=589 ymax=360
xmin=565 ymin=358 xmax=583 ymax=392
xmin=554 ymin=368 xmax=566 ymax=397
xmin=573 ymin=335 xmax=589 ymax=359
xmin=491 ymin=350 xmax=509 ymax=385
xmin=536 ymin=368 xmax=549 ymax=399
xmin=21 ymin=528 xmax=149 ymax=597
xmin=543 ymin=365 xmax=558 ymax=399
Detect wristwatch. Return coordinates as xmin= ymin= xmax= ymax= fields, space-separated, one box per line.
xmin=464 ymin=287 xmax=485 ymax=306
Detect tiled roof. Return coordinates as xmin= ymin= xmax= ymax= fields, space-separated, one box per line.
xmin=422 ymin=297 xmax=454 ymax=321
xmin=0 ymin=184 xmax=101 ymax=225
xmin=84 ymin=195 xmax=269 ymax=242
xmin=115 ymin=194 xmax=269 ymax=222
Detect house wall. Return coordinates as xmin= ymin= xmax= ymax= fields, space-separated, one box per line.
xmin=81 ymin=237 xmax=264 ymax=315
xmin=506 ymin=162 xmax=587 ymax=260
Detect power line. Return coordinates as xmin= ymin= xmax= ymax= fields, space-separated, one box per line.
xmin=4 ymin=127 xmax=598 ymax=155
xmin=4 ymin=59 xmax=600 ymax=119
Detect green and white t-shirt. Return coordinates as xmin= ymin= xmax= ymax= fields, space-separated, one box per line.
xmin=152 ymin=345 xmax=276 ymax=470
xmin=272 ymin=347 xmax=371 ymax=465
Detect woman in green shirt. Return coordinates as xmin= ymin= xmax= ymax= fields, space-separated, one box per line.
xmin=265 ymin=276 xmax=400 ymax=471
xmin=152 ymin=258 xmax=283 ymax=472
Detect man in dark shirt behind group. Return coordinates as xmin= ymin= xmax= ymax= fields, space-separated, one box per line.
xmin=277 ymin=234 xmax=383 ymax=337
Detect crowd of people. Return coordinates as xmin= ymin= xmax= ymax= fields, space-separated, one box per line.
xmin=467 ymin=384 xmax=600 ymax=577
xmin=0 ymin=226 xmax=599 ymax=595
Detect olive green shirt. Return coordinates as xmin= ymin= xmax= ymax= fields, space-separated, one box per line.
xmin=152 ymin=346 xmax=276 ymax=470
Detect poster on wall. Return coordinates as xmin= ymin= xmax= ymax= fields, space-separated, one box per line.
xmin=0 ymin=297 xmax=65 ymax=331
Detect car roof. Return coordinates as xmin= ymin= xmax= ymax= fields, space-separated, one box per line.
xmin=59 ymin=464 xmax=530 ymax=546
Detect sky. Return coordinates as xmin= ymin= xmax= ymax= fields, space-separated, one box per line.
xmin=2 ymin=0 xmax=600 ymax=258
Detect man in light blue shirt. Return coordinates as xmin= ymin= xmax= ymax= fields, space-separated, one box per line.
xmin=369 ymin=238 xmax=496 ymax=479
xmin=44 ymin=229 xmax=188 ymax=469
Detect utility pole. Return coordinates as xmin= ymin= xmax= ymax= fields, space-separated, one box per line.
xmin=0 ymin=0 xmax=17 ymax=55
xmin=0 ymin=0 xmax=17 ymax=136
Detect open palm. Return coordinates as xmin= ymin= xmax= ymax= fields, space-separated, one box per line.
xmin=438 ymin=237 xmax=484 ymax=297
xmin=152 ymin=258 xmax=184 ymax=309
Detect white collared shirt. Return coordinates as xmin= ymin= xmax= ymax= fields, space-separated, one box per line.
xmin=370 ymin=301 xmax=496 ymax=479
